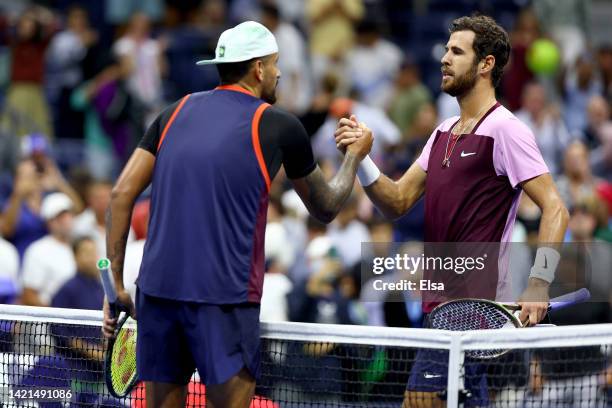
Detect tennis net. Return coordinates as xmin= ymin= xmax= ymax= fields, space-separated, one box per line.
xmin=0 ymin=304 xmax=610 ymax=407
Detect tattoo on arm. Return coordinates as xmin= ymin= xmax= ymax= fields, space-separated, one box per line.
xmin=299 ymin=153 xmax=360 ymax=223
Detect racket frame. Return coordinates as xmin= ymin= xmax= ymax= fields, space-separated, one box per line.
xmin=98 ymin=258 xmax=138 ymax=398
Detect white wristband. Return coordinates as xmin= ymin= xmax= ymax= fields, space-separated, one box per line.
xmin=529 ymin=247 xmax=560 ymax=283
xmin=357 ymin=155 xmax=381 ymax=187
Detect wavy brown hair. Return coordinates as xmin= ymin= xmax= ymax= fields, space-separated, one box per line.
xmin=449 ymin=15 xmax=511 ymax=87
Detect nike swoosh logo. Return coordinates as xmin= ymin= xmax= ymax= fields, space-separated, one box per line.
xmin=460 ymin=151 xmax=476 ymax=157
xmin=423 ymin=373 xmax=442 ymax=379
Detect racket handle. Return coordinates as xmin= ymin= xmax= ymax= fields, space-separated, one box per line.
xmin=97 ymin=258 xmax=118 ymax=318
xmin=549 ymin=288 xmax=591 ymax=311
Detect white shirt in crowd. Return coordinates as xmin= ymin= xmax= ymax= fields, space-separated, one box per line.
xmin=123 ymin=239 xmax=146 ymax=300
xmin=328 ymin=220 xmax=371 ymax=268
xmin=274 ymin=22 xmax=313 ymax=115
xmin=21 ymin=236 xmax=76 ymax=305
xmin=346 ymin=39 xmax=403 ymax=109
xmin=113 ymin=36 xmax=163 ymax=107
xmin=260 ymin=273 xmax=293 ymax=322
xmin=73 ymin=209 xmax=135 ymax=258
xmin=0 ymin=237 xmax=19 ymax=297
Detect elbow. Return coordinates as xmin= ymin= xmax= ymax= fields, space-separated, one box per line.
xmin=386 ymin=206 xmax=405 ymax=221
xmin=315 ymin=209 xmax=336 ymax=225
xmin=379 ymin=202 xmax=408 ymax=221
xmin=109 ymin=185 xmax=136 ymax=210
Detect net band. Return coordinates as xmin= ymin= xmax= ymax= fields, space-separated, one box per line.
xmin=0 ymin=304 xmax=610 ymax=408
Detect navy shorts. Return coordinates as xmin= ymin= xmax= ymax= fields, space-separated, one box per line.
xmin=406 ymin=314 xmax=488 ymax=407
xmin=136 ymin=289 xmax=261 ymax=385
xmin=406 ymin=349 xmax=488 ymax=407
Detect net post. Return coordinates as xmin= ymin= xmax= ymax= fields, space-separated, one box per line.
xmin=446 ymin=334 xmax=464 ymax=408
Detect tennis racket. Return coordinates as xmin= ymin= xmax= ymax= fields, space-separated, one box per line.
xmin=98 ymin=258 xmax=138 ymax=398
xmin=427 ymin=288 xmax=591 ymax=359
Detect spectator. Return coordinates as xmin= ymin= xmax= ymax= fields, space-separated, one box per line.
xmin=581 ymin=95 xmax=610 ymax=149
xmin=105 ymin=0 xmax=164 ymax=25
xmin=51 ymin=236 xmax=102 ymax=311
xmin=306 ymin=0 xmax=364 ymax=84
xmin=345 ymin=19 xmax=403 ymax=109
xmin=72 ymin=179 xmax=114 ymax=257
xmin=46 ymin=5 xmax=98 ymax=140
xmin=261 ymin=222 xmax=294 ymax=322
xmin=2 ymin=9 xmax=54 ymax=139
xmin=50 ymin=236 xmax=105 ymax=406
xmin=556 ymin=141 xmax=601 ymax=209
xmin=515 ymin=82 xmax=572 ymax=175
xmin=299 ymin=72 xmax=341 ymax=136
xmin=113 ymin=12 xmax=166 ymax=127
xmin=502 ymin=7 xmax=539 ymax=111
xmin=21 ymin=193 xmax=76 ymax=306
xmin=591 ymin=122 xmax=612 ymax=180
xmin=162 ymin=0 xmax=228 ymax=100
xmin=387 ymin=59 xmax=432 ymax=141
xmin=568 ymin=195 xmax=610 ymax=243
xmin=563 ymin=54 xmax=603 ymax=134
xmin=0 ymin=226 xmax=19 ymax=304
xmin=0 ymin=130 xmax=21 ymax=202
xmin=123 ymin=199 xmax=149 ymax=299
xmin=288 ymin=215 xmax=327 ymax=287
xmin=289 ymin=234 xmax=355 ymax=325
xmin=566 ymin=195 xmax=612 ymax=296
xmin=327 ymin=194 xmax=371 ymax=269
xmin=70 ymin=62 xmax=134 ymax=179
xmin=597 ymin=44 xmax=612 ymax=102
xmin=1 ymin=135 xmax=84 ymax=257
xmin=260 ymin=3 xmax=312 ymax=115
xmin=313 ymin=97 xmax=400 ymax=165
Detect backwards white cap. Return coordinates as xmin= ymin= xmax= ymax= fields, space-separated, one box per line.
xmin=196 ymin=21 xmax=278 ymax=66
xmin=41 ymin=192 xmax=73 ymax=221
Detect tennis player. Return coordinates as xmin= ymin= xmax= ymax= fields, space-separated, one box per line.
xmin=102 ymin=21 xmax=372 ymax=408
xmin=336 ymin=15 xmax=569 ymax=407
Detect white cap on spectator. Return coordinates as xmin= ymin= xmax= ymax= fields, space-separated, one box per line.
xmin=41 ymin=193 xmax=73 ymax=221
xmin=306 ymin=236 xmax=333 ymax=261
xmin=196 ymin=21 xmax=278 ymax=65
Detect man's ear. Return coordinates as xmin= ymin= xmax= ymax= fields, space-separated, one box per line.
xmin=480 ymin=55 xmax=495 ymax=75
xmin=254 ymin=59 xmax=265 ymax=81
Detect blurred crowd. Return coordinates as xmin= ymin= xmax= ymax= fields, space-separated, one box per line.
xmin=0 ymin=0 xmax=611 ymax=327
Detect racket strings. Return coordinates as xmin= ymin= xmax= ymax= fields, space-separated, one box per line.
xmin=109 ymin=323 xmax=137 ymax=395
xmin=429 ymin=301 xmax=516 ymax=359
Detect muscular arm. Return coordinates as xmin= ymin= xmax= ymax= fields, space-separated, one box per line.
xmin=106 ymin=148 xmax=155 ymax=290
xmin=521 ymin=173 xmax=569 ymax=244
xmin=518 ymin=173 xmax=569 ymax=325
xmin=363 ymin=162 xmax=427 ymax=220
xmin=334 ymin=116 xmax=427 ymax=220
xmin=292 ymin=152 xmax=360 ymax=224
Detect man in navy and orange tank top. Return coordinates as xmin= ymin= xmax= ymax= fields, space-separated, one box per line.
xmin=336 ymin=15 xmax=569 ymax=407
xmin=102 ymin=21 xmax=373 ymax=408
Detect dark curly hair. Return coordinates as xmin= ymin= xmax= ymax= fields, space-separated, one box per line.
xmin=449 ymin=15 xmax=511 ymax=87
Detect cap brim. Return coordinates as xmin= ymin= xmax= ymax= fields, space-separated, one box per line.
xmin=196 ymin=58 xmax=249 ymax=66
xmin=196 ymin=59 xmax=222 ymax=65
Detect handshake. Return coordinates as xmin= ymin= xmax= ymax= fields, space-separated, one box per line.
xmin=334 ymin=114 xmax=374 ymax=160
